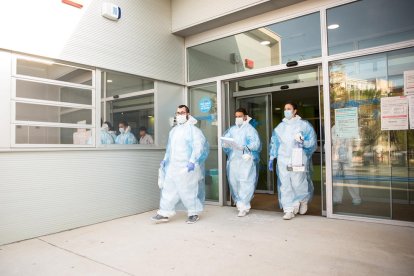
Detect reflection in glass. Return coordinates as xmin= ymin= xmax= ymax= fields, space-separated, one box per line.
xmin=188 ymin=13 xmax=321 ymax=81
xmin=329 ymin=47 xmax=414 ymax=221
xmin=16 ymin=103 xmax=92 ymax=125
xmin=327 ymin=0 xmax=414 ymax=55
xmin=189 ymin=84 xmax=219 ymax=201
xmin=102 ymin=71 xmax=154 ymax=98
xmin=16 ymin=58 xmax=92 ymax=85
xmin=16 ymin=80 xmax=92 ymax=105
xmin=15 ymin=125 xmax=92 ymax=145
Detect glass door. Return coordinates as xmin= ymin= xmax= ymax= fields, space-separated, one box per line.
xmin=236 ymin=94 xmax=274 ymax=194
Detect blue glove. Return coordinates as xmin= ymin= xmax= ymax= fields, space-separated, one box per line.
xmin=160 ymin=160 xmax=166 ymax=168
xmin=187 ymin=162 xmax=195 ymax=172
xmin=268 ymin=159 xmax=274 ymax=171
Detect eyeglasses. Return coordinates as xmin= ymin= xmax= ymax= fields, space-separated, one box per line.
xmin=176 ymin=111 xmax=187 ymax=115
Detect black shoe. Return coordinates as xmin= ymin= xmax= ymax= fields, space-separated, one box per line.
xmin=151 ymin=214 xmax=169 ymax=223
xmin=186 ymin=215 xmax=199 ymax=224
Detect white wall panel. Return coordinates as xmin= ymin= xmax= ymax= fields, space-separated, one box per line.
xmin=0 ymin=51 xmax=11 ymax=149
xmin=172 ymin=0 xmax=269 ymax=32
xmin=0 ymin=150 xmax=163 ymax=245
xmin=0 ymin=0 xmax=184 ymax=84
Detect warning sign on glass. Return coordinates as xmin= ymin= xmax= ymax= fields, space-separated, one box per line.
xmin=380 ymin=96 xmax=408 ymax=130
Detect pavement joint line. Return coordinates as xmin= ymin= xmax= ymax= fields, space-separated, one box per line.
xmin=37 ymin=238 xmax=135 ymax=276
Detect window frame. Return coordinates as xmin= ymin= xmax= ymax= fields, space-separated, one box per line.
xmin=11 ymin=55 xmax=96 ymax=148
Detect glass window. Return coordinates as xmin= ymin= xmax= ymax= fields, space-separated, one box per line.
xmin=102 ymin=94 xmax=154 ymax=145
xmin=235 ymin=68 xmax=319 ymax=91
xmin=189 ymin=83 xmax=219 ymax=201
xmin=16 ymin=103 xmax=92 ymax=124
xmin=327 ymin=0 xmax=414 ymax=55
xmin=12 ymin=55 xmax=95 ymax=147
xmin=329 ymin=47 xmax=414 ymax=222
xmin=16 ymin=80 xmax=92 ymax=105
xmin=102 ymin=71 xmax=154 ymax=98
xmin=15 ymin=125 xmax=92 ymax=145
xmin=16 ymin=57 xmax=92 ymax=84
xmin=187 ymin=13 xmax=321 ymax=81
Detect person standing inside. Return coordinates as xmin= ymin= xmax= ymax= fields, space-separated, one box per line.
xmin=269 ymin=102 xmax=317 ymax=220
xmin=115 ymin=120 xmax=138 ymax=144
xmin=222 ymin=108 xmax=261 ymax=217
xmin=151 ymin=105 xmax=209 ymax=224
xmin=138 ymin=126 xmax=154 ymax=144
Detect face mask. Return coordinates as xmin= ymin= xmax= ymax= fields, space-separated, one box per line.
xmin=176 ymin=114 xmax=187 ymax=124
xmin=235 ymin=117 xmax=244 ymax=126
xmin=119 ymin=128 xmax=125 ymax=134
xmin=284 ymin=110 xmax=294 ymax=120
xmin=102 ymin=124 xmax=109 ymax=131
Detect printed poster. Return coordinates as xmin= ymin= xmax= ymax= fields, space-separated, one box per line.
xmin=404 ymin=70 xmax=414 ymax=95
xmin=334 ymin=107 xmax=359 ymax=139
xmin=381 ymin=96 xmax=408 ymax=130
xmin=409 ymin=95 xmax=414 ymax=129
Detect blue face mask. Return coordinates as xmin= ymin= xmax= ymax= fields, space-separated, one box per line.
xmin=284 ymin=110 xmax=293 ymax=119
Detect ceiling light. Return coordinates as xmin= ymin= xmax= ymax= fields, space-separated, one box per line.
xmin=260 ymin=40 xmax=271 ymax=46
xmin=107 ymin=79 xmax=113 ymax=83
xmin=328 ymin=24 xmax=340 ymax=30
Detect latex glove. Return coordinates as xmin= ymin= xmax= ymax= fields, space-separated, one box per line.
xmin=160 ymin=160 xmax=166 ymax=168
xmin=268 ymin=159 xmax=274 ymax=171
xmin=187 ymin=162 xmax=195 ymax=172
xmin=294 ymin=133 xmax=304 ymax=143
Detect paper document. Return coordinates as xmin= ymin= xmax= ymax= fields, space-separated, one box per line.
xmin=220 ymin=137 xmax=241 ymax=149
xmin=291 ymin=148 xmax=304 ymax=167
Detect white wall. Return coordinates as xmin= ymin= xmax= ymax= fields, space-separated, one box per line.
xmin=0 ymin=149 xmax=162 ymax=245
xmin=0 ymin=0 xmax=184 ymax=84
xmin=172 ymin=0 xmax=270 ymax=32
xmin=0 ymin=52 xmax=11 ymax=149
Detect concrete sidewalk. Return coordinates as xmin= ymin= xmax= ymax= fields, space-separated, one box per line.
xmin=1 ymin=206 xmax=413 ymax=276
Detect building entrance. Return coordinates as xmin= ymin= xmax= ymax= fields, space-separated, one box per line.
xmin=225 ymin=67 xmax=325 ymax=216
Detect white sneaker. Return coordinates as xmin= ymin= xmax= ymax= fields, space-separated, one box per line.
xmin=238 ymin=210 xmax=247 ymax=217
xmin=283 ymin=212 xmax=295 ymax=220
xmin=293 ymin=205 xmax=299 ymax=215
xmin=299 ymin=202 xmax=308 ymax=215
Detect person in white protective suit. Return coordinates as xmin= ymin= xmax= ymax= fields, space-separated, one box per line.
xmin=100 ymin=122 xmax=115 ymax=144
xmin=115 ymin=120 xmax=138 ymax=144
xmin=269 ymin=102 xmax=317 ymax=220
xmin=151 ymin=105 xmax=209 ymax=224
xmin=331 ymin=124 xmax=361 ymax=205
xmin=222 ymin=107 xmax=261 ymax=217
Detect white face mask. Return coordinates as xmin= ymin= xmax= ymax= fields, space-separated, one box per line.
xmin=102 ymin=124 xmax=109 ymax=131
xmin=119 ymin=128 xmax=125 ymax=134
xmin=235 ymin=117 xmax=244 ymax=126
xmin=176 ymin=114 xmax=187 ymax=124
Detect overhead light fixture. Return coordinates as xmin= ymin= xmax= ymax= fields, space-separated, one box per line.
xmin=107 ymin=79 xmax=113 ymax=83
xmin=328 ymin=24 xmax=340 ymax=30
xmin=148 ymin=115 xmax=153 ymax=118
xmin=260 ymin=40 xmax=271 ymax=46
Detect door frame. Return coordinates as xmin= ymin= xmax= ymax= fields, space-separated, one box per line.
xmin=221 ymin=66 xmax=325 ymax=212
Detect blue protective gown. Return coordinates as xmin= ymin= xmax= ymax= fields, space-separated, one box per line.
xmin=100 ymin=129 xmax=115 ymax=144
xmin=115 ymin=126 xmax=138 ymax=144
xmin=269 ymin=115 xmax=317 ymax=213
xmin=157 ymin=116 xmax=209 ymax=217
xmin=222 ymin=118 xmax=261 ymax=212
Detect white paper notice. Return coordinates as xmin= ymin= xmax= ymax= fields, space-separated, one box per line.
xmin=334 ymin=107 xmax=359 ymax=139
xmin=409 ymin=95 xmax=414 ymax=129
xmin=404 ymin=70 xmax=414 ymax=95
xmin=381 ymin=96 xmax=408 ymax=130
